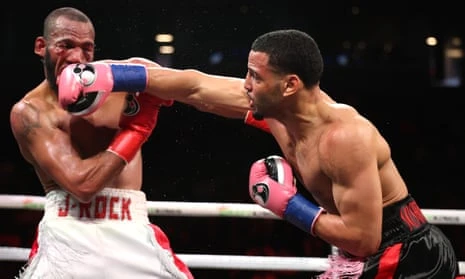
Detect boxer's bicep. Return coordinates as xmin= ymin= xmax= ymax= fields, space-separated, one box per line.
xmin=145 ymin=68 xmax=251 ymax=117
xmin=195 ymin=73 xmax=250 ymax=115
xmin=321 ymin=125 xmax=383 ymax=255
xmin=182 ymin=71 xmax=251 ymax=118
xmin=10 ymin=99 xmax=77 ymax=179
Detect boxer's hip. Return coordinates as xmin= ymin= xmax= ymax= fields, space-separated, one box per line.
xmin=362 ymin=195 xmax=458 ymax=278
xmin=43 ymin=188 xmax=150 ymax=223
xmin=20 ymin=189 xmax=191 ymax=279
xmin=320 ymin=196 xmax=458 ymax=278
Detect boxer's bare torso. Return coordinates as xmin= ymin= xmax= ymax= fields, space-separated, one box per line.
xmin=267 ymin=90 xmax=409 ymax=213
xmin=10 ymin=81 xmax=142 ymax=199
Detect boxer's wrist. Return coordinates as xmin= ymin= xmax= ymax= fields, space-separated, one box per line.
xmin=244 ymin=110 xmax=270 ymax=133
xmin=109 ymin=64 xmax=148 ymax=93
xmin=283 ymin=193 xmax=325 ymax=236
xmin=107 ymin=129 xmax=145 ymax=163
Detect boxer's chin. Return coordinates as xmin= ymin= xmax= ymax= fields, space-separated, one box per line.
xmin=252 ymin=111 xmax=264 ymax=120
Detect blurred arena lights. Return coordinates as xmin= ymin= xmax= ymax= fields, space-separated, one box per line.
xmin=155 ymin=33 xmax=174 ymax=43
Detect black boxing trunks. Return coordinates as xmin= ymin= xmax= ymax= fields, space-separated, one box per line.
xmin=317 ymin=194 xmax=459 ymax=279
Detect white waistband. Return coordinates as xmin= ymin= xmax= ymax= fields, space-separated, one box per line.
xmin=44 ymin=188 xmax=149 ymax=223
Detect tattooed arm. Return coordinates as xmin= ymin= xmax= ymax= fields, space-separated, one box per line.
xmin=9 ymin=85 xmax=127 ymax=202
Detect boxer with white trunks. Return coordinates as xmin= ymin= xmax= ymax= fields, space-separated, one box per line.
xmin=10 ymin=7 xmax=192 ymax=278
xmin=22 ymin=188 xmax=190 ymax=279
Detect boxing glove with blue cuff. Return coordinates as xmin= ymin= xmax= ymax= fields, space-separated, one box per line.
xmin=58 ymin=62 xmax=148 ymax=116
xmin=249 ymin=155 xmax=325 ymax=235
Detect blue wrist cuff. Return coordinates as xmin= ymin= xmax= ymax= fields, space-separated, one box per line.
xmin=110 ymin=64 xmax=147 ymax=93
xmin=283 ymin=193 xmax=320 ymax=233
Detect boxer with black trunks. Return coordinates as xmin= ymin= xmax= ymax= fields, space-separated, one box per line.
xmin=57 ymin=29 xmax=461 ymax=278
xmin=359 ymin=194 xmax=457 ymax=278
xmin=9 ymin=7 xmax=192 ymax=278
xmin=312 ymin=193 xmax=458 ymax=277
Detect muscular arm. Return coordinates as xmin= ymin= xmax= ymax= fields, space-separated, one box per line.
xmin=97 ymin=58 xmax=250 ymax=119
xmin=101 ymin=57 xmax=161 ymax=68
xmin=144 ymin=67 xmax=251 ymax=119
xmin=62 ymin=58 xmax=258 ymax=124
xmin=10 ymin=98 xmax=126 ymax=202
xmin=312 ymin=122 xmax=383 ymax=257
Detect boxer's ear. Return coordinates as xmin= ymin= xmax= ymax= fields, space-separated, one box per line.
xmin=283 ymin=74 xmax=301 ymax=97
xmin=34 ymin=36 xmax=46 ymax=57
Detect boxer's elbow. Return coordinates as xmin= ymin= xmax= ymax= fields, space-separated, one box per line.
xmin=353 ymin=242 xmax=380 ymax=258
xmin=74 ymin=193 xmax=94 ymax=203
xmin=347 ymin=234 xmax=381 ymax=257
xmin=69 ymin=185 xmax=98 ymax=203
xmin=63 ymin=177 xmax=103 ymax=203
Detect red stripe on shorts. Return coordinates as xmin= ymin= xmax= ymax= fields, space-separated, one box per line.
xmin=149 ymin=224 xmax=194 ymax=279
xmin=374 ymin=243 xmax=402 ymax=279
xmin=28 ymin=226 xmax=39 ymax=260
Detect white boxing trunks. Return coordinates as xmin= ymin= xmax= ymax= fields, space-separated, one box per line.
xmin=18 ymin=188 xmax=193 ymax=279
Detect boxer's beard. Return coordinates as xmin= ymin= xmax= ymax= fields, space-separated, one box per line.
xmin=44 ymin=50 xmax=58 ymax=92
xmin=252 ymin=111 xmax=264 ymax=120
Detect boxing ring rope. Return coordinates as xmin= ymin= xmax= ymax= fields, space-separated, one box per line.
xmin=1 ymin=194 xmax=464 ymax=274
xmin=0 ymin=246 xmax=329 ymax=271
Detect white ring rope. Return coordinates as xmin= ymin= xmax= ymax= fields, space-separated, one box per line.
xmin=0 ymin=247 xmax=329 ymax=271
xmin=0 ymin=194 xmax=464 ymax=274
xmin=1 ymin=194 xmax=465 ymax=224
xmin=1 ymin=246 xmax=464 ymax=274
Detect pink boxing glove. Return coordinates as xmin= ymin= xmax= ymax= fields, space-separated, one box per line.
xmin=58 ymin=62 xmax=148 ymax=116
xmin=249 ymin=155 xmax=325 ymax=235
xmin=249 ymin=155 xmax=296 ymax=214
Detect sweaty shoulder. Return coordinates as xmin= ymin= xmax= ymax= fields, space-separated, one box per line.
xmin=10 ymin=86 xmax=67 ymax=139
xmin=319 ymin=105 xmax=390 ymax=171
xmin=319 ymin=104 xmax=374 ymax=157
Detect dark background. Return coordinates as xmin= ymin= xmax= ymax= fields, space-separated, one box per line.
xmin=1 ymin=1 xmax=464 ymax=278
